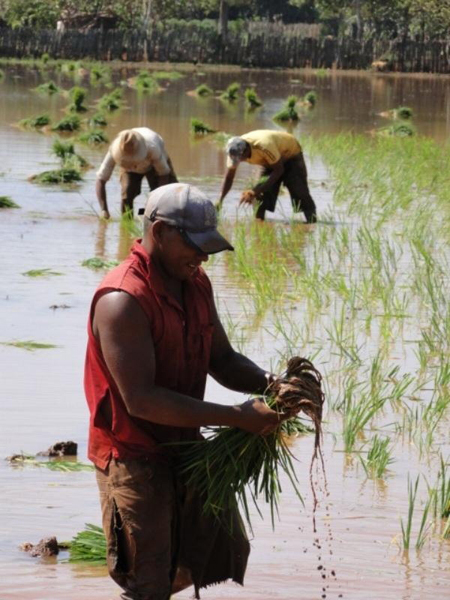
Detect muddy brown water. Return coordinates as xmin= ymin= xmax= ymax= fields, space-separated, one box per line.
xmin=1 ymin=65 xmax=450 ymax=599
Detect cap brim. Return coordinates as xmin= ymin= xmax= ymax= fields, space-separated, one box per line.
xmin=184 ymin=228 xmax=234 ymax=255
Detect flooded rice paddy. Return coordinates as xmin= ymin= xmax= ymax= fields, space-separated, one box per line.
xmin=0 ymin=62 xmax=450 ymax=599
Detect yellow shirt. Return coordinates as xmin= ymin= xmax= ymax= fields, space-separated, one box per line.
xmin=232 ymin=130 xmax=302 ymax=168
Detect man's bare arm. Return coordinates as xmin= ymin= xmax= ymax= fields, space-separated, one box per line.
xmin=93 ymin=291 xmax=279 ymax=434
xmin=218 ymin=167 xmax=237 ymax=205
xmin=95 ymin=179 xmax=110 ymax=219
xmin=208 ymin=296 xmax=270 ymax=394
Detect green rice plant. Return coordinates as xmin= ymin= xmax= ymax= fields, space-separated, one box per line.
xmin=190 ymin=118 xmax=217 ymax=135
xmin=52 ymin=114 xmax=81 ymax=132
xmin=19 ymin=114 xmax=50 ymax=129
xmin=400 ymin=475 xmax=419 ymax=550
xmin=314 ymin=68 xmax=329 ymax=77
xmin=194 ymin=83 xmax=214 ymax=97
xmin=8 ymin=454 xmax=94 ymax=471
xmin=342 ymin=388 xmax=385 ymax=452
xmin=273 ymin=95 xmax=300 ymax=122
xmin=35 ymin=81 xmax=60 ymax=95
xmin=89 ymin=64 xmax=111 ymax=83
xmin=152 ymin=70 xmax=183 ymax=80
xmin=60 ymin=60 xmax=82 ymax=75
xmin=359 ymin=435 xmax=394 ymax=478
xmin=68 ymin=524 xmax=107 ymax=564
xmin=220 ymin=82 xmax=240 ymax=102
xmin=395 ymin=106 xmax=413 ymax=119
xmin=0 ymin=340 xmax=57 ymax=351
xmin=41 ymin=53 xmax=50 ymax=64
xmin=303 ymin=90 xmax=317 ymax=107
xmin=120 ymin=213 xmax=141 ymax=238
xmin=22 ymin=268 xmax=62 ymax=277
xmin=132 ymin=71 xmax=160 ymax=93
xmin=67 ymin=86 xmax=88 ymax=113
xmin=377 ymin=121 xmax=416 ymax=137
xmin=98 ymin=90 xmax=122 ymax=112
xmin=244 ymin=88 xmax=263 ymax=109
xmin=428 ymin=455 xmax=450 ymax=522
xmin=82 ymin=257 xmax=119 ymax=270
xmin=31 ymin=168 xmax=82 ymax=184
xmin=87 ymin=112 xmax=107 ymax=128
xmin=0 ymin=195 xmax=20 ymax=208
xmin=77 ymin=129 xmax=109 ymax=145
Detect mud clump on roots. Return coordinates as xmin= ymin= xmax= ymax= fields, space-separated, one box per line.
xmin=37 ymin=441 xmax=78 ymax=457
xmin=21 ymin=537 xmax=59 ymax=557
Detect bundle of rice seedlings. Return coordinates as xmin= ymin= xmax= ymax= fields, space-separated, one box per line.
xmin=395 ymin=106 xmax=413 ymax=120
xmin=81 ymin=257 xmax=119 ymax=270
xmin=77 ymin=129 xmax=109 ymax=145
xmin=52 ymin=139 xmax=88 ymax=168
xmin=41 ymin=52 xmax=50 ymax=64
xmin=190 ymin=118 xmax=217 ymax=135
xmin=152 ymin=70 xmax=183 ymax=80
xmin=175 ymin=357 xmax=324 ymax=530
xmin=52 ymin=114 xmax=81 ymax=132
xmin=88 ymin=112 xmax=108 ymax=128
xmin=19 ymin=114 xmax=50 ymax=129
xmin=98 ymin=90 xmax=122 ymax=112
xmin=194 ymin=84 xmax=214 ymax=97
xmin=68 ymin=524 xmax=107 ymax=564
xmin=31 ymin=168 xmax=82 ymax=184
xmin=303 ymin=90 xmax=317 ymax=108
xmin=377 ymin=121 xmax=416 ymax=138
xmin=68 ymin=86 xmax=88 ymax=113
xmin=0 ymin=195 xmax=20 ymax=208
xmin=273 ymin=95 xmax=300 ymax=122
xmin=131 ymin=71 xmax=160 ymax=93
xmin=90 ymin=64 xmax=111 ymax=83
xmin=244 ymin=88 xmax=263 ymax=109
xmin=220 ymin=82 xmax=240 ymax=102
xmin=35 ymin=81 xmax=60 ymax=95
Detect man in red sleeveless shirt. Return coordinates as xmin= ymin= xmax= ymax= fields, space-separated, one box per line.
xmin=84 ymin=183 xmax=283 ymax=600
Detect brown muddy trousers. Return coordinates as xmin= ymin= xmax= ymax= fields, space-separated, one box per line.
xmin=96 ymin=458 xmax=250 ymax=600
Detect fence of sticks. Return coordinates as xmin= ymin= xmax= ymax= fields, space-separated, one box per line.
xmin=1 ymin=25 xmax=450 ymax=73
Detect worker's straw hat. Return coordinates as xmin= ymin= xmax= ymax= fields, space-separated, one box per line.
xmin=111 ymin=129 xmax=147 ymax=166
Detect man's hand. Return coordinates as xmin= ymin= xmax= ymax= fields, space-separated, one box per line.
xmin=240 ymin=189 xmax=256 ymax=205
xmin=236 ymin=398 xmax=283 ymax=435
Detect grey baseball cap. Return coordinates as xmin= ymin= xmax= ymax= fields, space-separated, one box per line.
xmin=226 ymin=136 xmax=248 ymax=165
xmin=144 ymin=183 xmax=234 ymax=254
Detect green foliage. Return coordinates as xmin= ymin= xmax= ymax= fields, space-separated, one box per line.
xmin=68 ymin=524 xmax=106 ymax=564
xmin=77 ymin=129 xmax=109 ymax=145
xmin=303 ymin=90 xmax=317 ymax=107
xmin=190 ymin=117 xmax=217 ymax=135
xmin=194 ymin=83 xmax=214 ymax=97
xmin=35 ymin=81 xmax=60 ymax=95
xmin=88 ymin=113 xmax=108 ymax=128
xmin=89 ymin=64 xmax=111 ymax=83
xmin=0 ymin=340 xmax=57 ymax=350
xmin=2 ymin=0 xmax=58 ymax=29
xmin=98 ymin=89 xmax=122 ymax=112
xmin=32 ymin=168 xmax=82 ymax=184
xmin=396 ymin=106 xmax=413 ymax=119
xmin=68 ymin=86 xmax=88 ymax=113
xmin=41 ymin=52 xmax=50 ymax=64
xmin=360 ymin=435 xmax=394 ymax=478
xmin=19 ymin=114 xmax=50 ymax=129
xmin=22 ymin=268 xmax=62 ymax=277
xmin=244 ymin=87 xmax=263 ymax=109
xmin=82 ymin=257 xmax=119 ymax=270
xmin=0 ymin=195 xmax=20 ymax=208
xmin=132 ymin=71 xmax=160 ymax=93
xmin=52 ymin=114 xmax=81 ymax=132
xmin=273 ymin=95 xmax=300 ymax=122
xmin=51 ymin=139 xmax=88 ymax=168
xmin=152 ymin=70 xmax=184 ymax=80
xmin=378 ymin=121 xmax=416 ymax=138
xmin=220 ymin=82 xmax=240 ymax=102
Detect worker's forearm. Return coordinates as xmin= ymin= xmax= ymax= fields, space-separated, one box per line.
xmin=210 ymin=350 xmax=269 ymax=395
xmin=126 ymin=385 xmax=244 ymax=428
xmin=95 ymin=179 xmax=109 ymax=213
xmin=219 ymin=171 xmax=236 ymax=202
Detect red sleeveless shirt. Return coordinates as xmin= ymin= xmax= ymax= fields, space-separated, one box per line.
xmin=84 ymin=241 xmax=214 ymax=469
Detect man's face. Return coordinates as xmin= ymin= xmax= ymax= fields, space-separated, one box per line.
xmin=156 ymin=223 xmax=209 ymax=281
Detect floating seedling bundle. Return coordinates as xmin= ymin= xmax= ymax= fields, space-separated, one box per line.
xmin=176 ymin=357 xmax=324 ymax=530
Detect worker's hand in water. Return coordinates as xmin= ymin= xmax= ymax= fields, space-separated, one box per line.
xmin=101 ymin=209 xmax=110 ymax=220
xmin=237 ymin=398 xmax=285 ymax=436
xmin=239 ymin=189 xmax=256 ymax=205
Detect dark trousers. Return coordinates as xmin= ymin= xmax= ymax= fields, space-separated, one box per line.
xmin=258 ymin=153 xmax=316 ymax=222
xmin=119 ymin=158 xmax=177 ymax=214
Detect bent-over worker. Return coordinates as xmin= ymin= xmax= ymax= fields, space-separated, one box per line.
xmin=96 ymin=127 xmax=177 ymax=219
xmin=218 ymin=129 xmax=316 ymax=222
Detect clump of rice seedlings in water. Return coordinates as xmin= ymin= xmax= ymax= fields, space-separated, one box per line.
xmin=8 ymin=454 xmax=94 ymax=471
xmin=68 ymin=524 xmax=106 ymax=564
xmin=273 ymin=95 xmax=300 ymax=122
xmin=130 ymin=71 xmax=160 ymax=93
xmin=98 ymin=89 xmax=122 ymax=112
xmin=52 ymin=114 xmax=81 ymax=132
xmin=193 ymin=84 xmax=214 ymax=97
xmin=77 ymin=129 xmax=108 ymax=145
xmin=303 ymin=90 xmax=317 ymax=108
xmin=52 ymin=139 xmax=88 ymax=168
xmin=89 ymin=64 xmax=111 ymax=83
xmin=35 ymin=81 xmax=60 ymax=95
xmin=395 ymin=106 xmax=413 ymax=120
xmin=190 ymin=118 xmax=217 ymax=135
xmin=31 ymin=168 xmax=82 ymax=184
xmin=0 ymin=340 xmax=57 ymax=351
xmin=19 ymin=114 xmax=50 ymax=129
xmin=0 ymin=195 xmax=20 ymax=208
xmin=377 ymin=121 xmax=416 ymax=138
xmin=22 ymin=268 xmax=62 ymax=277
xmin=244 ymin=88 xmax=263 ymax=109
xmin=360 ymin=435 xmax=394 ymax=478
xmin=41 ymin=52 xmax=50 ymax=64
xmin=152 ymin=70 xmax=183 ymax=80
xmin=88 ymin=113 xmax=107 ymax=128
xmin=175 ymin=357 xmax=324 ymax=530
xmin=220 ymin=82 xmax=240 ymax=102
xmin=67 ymin=86 xmax=88 ymax=113
xmin=82 ymin=257 xmax=119 ymax=270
